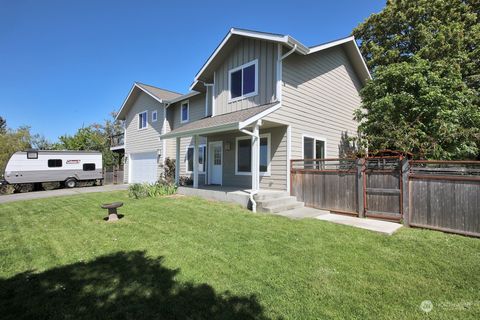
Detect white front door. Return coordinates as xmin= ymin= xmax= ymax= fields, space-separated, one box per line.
xmin=208 ymin=141 xmax=222 ymax=185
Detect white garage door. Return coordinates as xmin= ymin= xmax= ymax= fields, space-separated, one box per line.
xmin=129 ymin=152 xmax=158 ymax=183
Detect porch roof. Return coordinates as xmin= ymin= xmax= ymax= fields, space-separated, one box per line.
xmin=161 ymin=102 xmax=280 ymax=139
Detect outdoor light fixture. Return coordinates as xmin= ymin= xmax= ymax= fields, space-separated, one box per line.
xmin=225 ymin=142 xmax=231 ymax=151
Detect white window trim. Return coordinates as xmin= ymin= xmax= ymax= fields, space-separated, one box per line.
xmin=185 ymin=144 xmax=206 ymax=174
xmin=235 ymin=133 xmax=271 ymax=176
xmin=301 ymin=134 xmax=327 ymax=159
xmin=228 ymin=59 xmax=258 ymax=103
xmin=152 ymin=110 xmax=158 ymax=122
xmin=181 ymin=100 xmax=189 ymax=123
xmin=138 ymin=110 xmax=148 ymax=130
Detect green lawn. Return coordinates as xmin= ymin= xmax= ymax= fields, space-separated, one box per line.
xmin=0 ymin=191 xmax=479 ymax=319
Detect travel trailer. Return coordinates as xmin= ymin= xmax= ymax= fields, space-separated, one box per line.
xmin=1 ymin=150 xmax=103 ymax=188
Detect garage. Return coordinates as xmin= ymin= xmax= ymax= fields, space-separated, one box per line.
xmin=129 ymin=152 xmax=158 ymax=183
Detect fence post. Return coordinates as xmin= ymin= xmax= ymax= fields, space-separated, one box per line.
xmin=401 ymin=158 xmax=410 ymax=227
xmin=357 ymin=158 xmax=365 ymax=218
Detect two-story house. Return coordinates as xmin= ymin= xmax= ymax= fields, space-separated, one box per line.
xmin=114 ymin=28 xmax=370 ymax=212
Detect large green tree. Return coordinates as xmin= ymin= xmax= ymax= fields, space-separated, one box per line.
xmin=0 ymin=126 xmax=33 ymax=175
xmin=353 ymin=0 xmax=480 ymax=159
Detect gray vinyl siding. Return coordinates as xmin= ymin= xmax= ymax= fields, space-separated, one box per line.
xmin=265 ymin=46 xmax=362 ymax=160
xmin=205 ymin=126 xmax=287 ymax=190
xmin=214 ymin=38 xmax=277 ymax=115
xmin=165 ymin=93 xmax=207 ymax=181
xmin=124 ymin=92 xmax=165 ymax=183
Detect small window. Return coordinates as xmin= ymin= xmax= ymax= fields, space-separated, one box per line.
xmin=181 ymin=102 xmax=189 ymax=123
xmin=152 ymin=110 xmax=158 ymax=122
xmin=48 ymin=159 xmax=62 ymax=168
xmin=186 ymin=145 xmax=206 ymax=173
xmin=83 ymin=163 xmax=96 ymax=171
xmin=138 ymin=111 xmax=147 ymax=129
xmin=229 ymin=60 xmax=258 ymax=101
xmin=27 ymin=151 xmax=38 ymax=159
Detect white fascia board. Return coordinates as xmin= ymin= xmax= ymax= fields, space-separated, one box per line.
xmin=308 ymin=36 xmax=355 ymax=54
xmin=238 ymin=102 xmax=281 ymax=129
xmin=115 ymin=83 xmax=165 ymax=121
xmin=160 ymin=123 xmax=239 ymax=139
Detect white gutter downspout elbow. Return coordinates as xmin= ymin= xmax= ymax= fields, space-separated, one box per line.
xmin=281 ymin=44 xmax=297 ymax=60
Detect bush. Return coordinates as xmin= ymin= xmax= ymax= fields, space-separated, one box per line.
xmin=128 ymin=182 xmax=177 ymax=199
xmin=179 ymin=176 xmax=193 ymax=186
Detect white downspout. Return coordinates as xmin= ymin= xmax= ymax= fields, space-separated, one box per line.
xmin=240 ymin=120 xmax=261 ymax=212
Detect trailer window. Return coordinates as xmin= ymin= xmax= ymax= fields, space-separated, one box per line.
xmin=48 ymin=159 xmax=62 ymax=167
xmin=27 ymin=151 xmax=38 ymax=159
xmin=83 ymin=163 xmax=96 ymax=171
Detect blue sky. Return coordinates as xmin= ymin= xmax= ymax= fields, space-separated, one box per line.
xmin=0 ymin=0 xmax=384 ymax=141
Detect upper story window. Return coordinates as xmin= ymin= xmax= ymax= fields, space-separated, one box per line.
xmin=228 ymin=59 xmax=258 ymax=102
xmin=152 ymin=110 xmax=158 ymax=122
xmin=138 ymin=111 xmax=148 ymax=129
xmin=181 ymin=101 xmax=189 ymax=123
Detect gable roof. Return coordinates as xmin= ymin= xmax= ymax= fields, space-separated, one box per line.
xmin=116 ymin=82 xmax=183 ymax=120
xmin=190 ymin=28 xmax=371 ymax=91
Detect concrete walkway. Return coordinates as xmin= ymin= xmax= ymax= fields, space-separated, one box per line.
xmin=276 ymin=207 xmax=402 ymax=235
xmin=0 ymin=184 xmax=128 ymax=204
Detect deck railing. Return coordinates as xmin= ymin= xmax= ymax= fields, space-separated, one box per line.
xmin=110 ymin=133 xmax=125 ymax=148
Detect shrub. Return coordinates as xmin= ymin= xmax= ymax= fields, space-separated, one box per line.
xmin=128 ymin=182 xmax=177 ymax=199
xmin=179 ymin=176 xmax=193 ymax=186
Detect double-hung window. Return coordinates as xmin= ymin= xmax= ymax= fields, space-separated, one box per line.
xmin=181 ymin=101 xmax=189 ymax=123
xmin=138 ymin=111 xmax=148 ymax=129
xmin=235 ymin=134 xmax=270 ymax=175
xmin=186 ymin=145 xmax=206 ymax=173
xmin=229 ymin=59 xmax=258 ymax=102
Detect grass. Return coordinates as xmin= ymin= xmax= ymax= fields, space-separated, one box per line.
xmin=0 ymin=191 xmax=479 ymax=319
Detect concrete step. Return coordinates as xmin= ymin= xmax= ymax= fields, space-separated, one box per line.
xmin=257 ymin=196 xmax=299 ymax=209
xmin=261 ymin=201 xmax=304 ymax=213
xmin=254 ymin=191 xmax=289 ymax=201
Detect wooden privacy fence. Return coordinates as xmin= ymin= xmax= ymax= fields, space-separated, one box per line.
xmin=407 ymin=161 xmax=480 ymax=237
xmin=103 ymin=166 xmax=124 ymax=185
xmin=291 ymin=157 xmax=480 ymax=237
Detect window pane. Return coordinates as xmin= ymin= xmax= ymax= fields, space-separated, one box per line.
xmin=152 ymin=111 xmax=157 ymax=121
xmin=260 ymin=137 xmax=268 ymax=172
xmin=198 ymin=147 xmax=205 ymax=172
xmin=303 ymin=137 xmax=314 ymax=159
xmin=182 ymin=105 xmax=188 ymax=121
xmin=230 ymin=69 xmax=242 ymax=98
xmin=243 ymin=64 xmax=255 ymax=95
xmin=27 ymin=151 xmax=38 ymax=159
xmin=48 ymin=159 xmax=62 ymax=168
xmin=83 ymin=163 xmax=95 ymax=171
xmin=315 ymin=140 xmax=325 ymax=159
xmin=187 ymin=148 xmax=193 ymax=172
xmin=237 ymin=139 xmax=251 ymax=172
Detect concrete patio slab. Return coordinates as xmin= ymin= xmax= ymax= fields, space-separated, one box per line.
xmin=316 ymin=214 xmax=402 ymax=235
xmin=275 ymin=206 xmax=402 ymax=235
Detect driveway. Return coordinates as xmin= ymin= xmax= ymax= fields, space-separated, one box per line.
xmin=0 ymin=184 xmax=128 ymax=204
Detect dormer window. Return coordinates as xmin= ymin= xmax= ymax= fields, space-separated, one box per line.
xmin=181 ymin=101 xmax=189 ymax=123
xmin=228 ymin=59 xmax=258 ymax=102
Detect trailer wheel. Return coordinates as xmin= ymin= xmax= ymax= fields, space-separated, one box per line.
xmin=65 ymin=178 xmax=77 ymax=188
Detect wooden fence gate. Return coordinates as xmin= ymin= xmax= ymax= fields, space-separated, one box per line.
xmin=363 ymin=157 xmax=403 ymax=221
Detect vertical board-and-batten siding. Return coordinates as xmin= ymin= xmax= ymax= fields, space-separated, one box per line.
xmin=166 ymin=93 xmax=207 ymax=178
xmin=124 ymin=92 xmax=165 ymax=182
xmin=265 ymin=45 xmax=362 ymax=159
xmin=214 ymin=38 xmax=277 ymax=115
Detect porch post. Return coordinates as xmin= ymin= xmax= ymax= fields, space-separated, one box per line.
xmin=175 ymin=137 xmax=180 ymax=185
xmin=251 ymin=122 xmax=260 ymax=192
xmin=193 ymin=135 xmax=199 ymax=189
